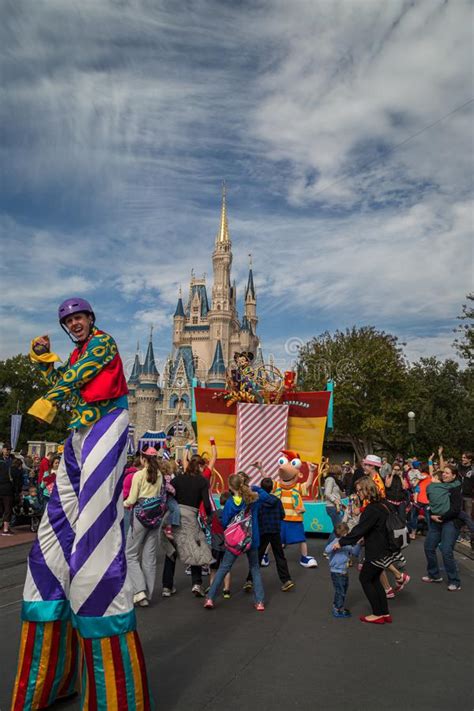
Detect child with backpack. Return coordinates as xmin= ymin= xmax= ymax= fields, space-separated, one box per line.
xmin=209 ymin=491 xmax=232 ymax=598
xmin=125 ymin=448 xmax=168 ymax=607
xmin=204 ymin=473 xmax=272 ymax=611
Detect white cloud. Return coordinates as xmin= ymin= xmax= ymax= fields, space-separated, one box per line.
xmin=0 ymin=1 xmax=472 ymax=369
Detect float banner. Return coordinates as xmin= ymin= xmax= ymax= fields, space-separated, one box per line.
xmin=10 ymin=414 xmax=22 ymax=451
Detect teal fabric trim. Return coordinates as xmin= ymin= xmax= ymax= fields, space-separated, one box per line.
xmin=22 ymin=599 xmax=71 ymax=622
xmin=23 ymin=622 xmax=45 ymax=709
xmin=119 ymin=633 xmax=137 ymax=711
xmin=72 ymin=610 xmax=136 ymax=639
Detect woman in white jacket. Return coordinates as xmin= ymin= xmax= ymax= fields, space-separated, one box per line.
xmin=324 ymin=464 xmax=345 ymax=543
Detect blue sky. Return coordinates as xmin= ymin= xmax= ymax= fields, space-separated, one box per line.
xmin=1 ymin=0 xmax=472 ymax=377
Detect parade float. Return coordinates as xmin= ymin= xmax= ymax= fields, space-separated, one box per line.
xmin=194 ymin=352 xmax=335 ymax=533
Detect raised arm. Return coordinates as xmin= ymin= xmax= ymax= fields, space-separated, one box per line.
xmin=208 ymin=438 xmax=217 ymax=471
xmin=438 ymin=446 xmax=446 ymax=469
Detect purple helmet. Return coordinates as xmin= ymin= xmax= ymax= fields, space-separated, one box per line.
xmin=58 ymin=297 xmax=95 ymax=324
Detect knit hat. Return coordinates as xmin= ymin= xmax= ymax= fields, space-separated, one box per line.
xmin=362 ymin=454 xmax=382 ymax=468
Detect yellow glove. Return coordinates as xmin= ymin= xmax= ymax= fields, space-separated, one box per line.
xmin=28 ymin=398 xmax=58 ymax=424
xmin=29 ymin=338 xmax=61 ymax=364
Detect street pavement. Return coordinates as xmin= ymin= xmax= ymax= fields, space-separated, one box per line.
xmin=0 ymin=536 xmax=472 ymax=711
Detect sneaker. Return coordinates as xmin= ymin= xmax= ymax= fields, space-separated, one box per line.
xmin=243 ymin=580 xmax=253 ymax=592
xmin=222 ymin=589 xmax=231 ymax=599
xmin=421 ymin=576 xmax=443 ymax=583
xmin=385 ymin=588 xmax=395 ymax=599
xmin=203 ymin=598 xmax=214 ymax=609
xmin=394 ymin=573 xmax=411 ymax=593
xmin=133 ymin=591 xmax=148 ymax=605
xmin=138 ymin=598 xmax=149 ymax=607
xmin=1 ymin=530 xmax=14 ymax=536
xmin=185 ymin=565 xmax=192 ymax=575
xmin=192 ymin=584 xmax=205 ymax=597
xmin=260 ymin=553 xmax=270 ymax=567
xmin=300 ymin=555 xmax=318 ymax=568
xmin=322 ymin=552 xmax=329 ymax=559
xmin=201 ymin=565 xmax=210 ymax=576
xmin=281 ymin=580 xmax=295 ymax=592
xmin=254 ymin=602 xmax=265 ymax=611
xmin=447 ymin=584 xmax=461 ymax=591
xmin=332 ymin=609 xmax=351 ymax=618
xmin=161 ymin=587 xmax=177 ymax=598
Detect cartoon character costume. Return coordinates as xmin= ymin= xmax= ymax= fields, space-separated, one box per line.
xmin=274 ymin=449 xmax=318 ymax=568
xmin=11 ymin=298 xmax=151 ymax=711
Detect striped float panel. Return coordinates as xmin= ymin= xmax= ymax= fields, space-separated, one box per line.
xmin=195 ymin=388 xmax=331 ymax=496
xmin=235 ymin=403 xmax=289 ymax=484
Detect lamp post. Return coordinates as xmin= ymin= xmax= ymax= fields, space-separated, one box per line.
xmin=407 ymin=411 xmax=416 ymax=456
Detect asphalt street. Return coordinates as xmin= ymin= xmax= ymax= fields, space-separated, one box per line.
xmin=0 ymin=537 xmax=472 ymax=711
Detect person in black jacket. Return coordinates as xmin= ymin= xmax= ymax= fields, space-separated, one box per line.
xmin=0 ymin=454 xmax=16 ymax=535
xmin=333 ymin=476 xmax=393 ymax=624
xmin=423 ymin=466 xmax=462 ymax=591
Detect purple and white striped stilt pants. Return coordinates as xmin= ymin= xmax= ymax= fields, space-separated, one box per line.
xmin=24 ymin=407 xmax=132 ymax=618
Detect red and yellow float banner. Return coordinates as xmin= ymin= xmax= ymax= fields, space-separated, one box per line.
xmin=194 ymin=388 xmax=330 ymax=497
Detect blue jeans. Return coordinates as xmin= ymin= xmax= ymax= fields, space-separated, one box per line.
xmin=330 ymin=572 xmax=348 ymax=610
xmin=424 ymin=520 xmax=460 ymax=586
xmin=207 ymin=547 xmax=265 ymax=603
xmin=326 ymin=506 xmax=343 ymax=543
xmin=167 ymin=497 xmax=181 ymax=526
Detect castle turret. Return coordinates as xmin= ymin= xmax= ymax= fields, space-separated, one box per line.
xmin=244 ymin=254 xmax=258 ymax=335
xmin=135 ymin=328 xmax=160 ymax=436
xmin=207 ymin=340 xmax=226 ymax=387
xmin=173 ymin=290 xmax=185 ymax=348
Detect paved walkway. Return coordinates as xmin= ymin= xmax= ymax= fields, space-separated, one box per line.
xmin=0 ymin=537 xmax=472 ymax=710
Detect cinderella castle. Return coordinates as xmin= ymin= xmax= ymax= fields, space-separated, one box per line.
xmin=128 ymin=188 xmax=260 ymax=442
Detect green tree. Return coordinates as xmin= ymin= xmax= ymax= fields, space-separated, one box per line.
xmin=0 ymin=354 xmax=69 ymax=449
xmin=297 ymin=327 xmax=408 ymax=460
xmin=405 ymin=357 xmax=473 ymax=459
xmin=453 ymin=292 xmax=474 ymax=367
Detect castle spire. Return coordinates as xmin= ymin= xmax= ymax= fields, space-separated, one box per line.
xmin=215 ymin=181 xmax=230 ymax=245
xmin=143 ymin=326 xmax=158 ymax=376
xmin=129 ymin=342 xmax=142 ymax=384
xmin=245 ymin=253 xmax=256 ymax=301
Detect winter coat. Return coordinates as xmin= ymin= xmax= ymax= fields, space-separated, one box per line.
xmin=160 ymin=504 xmax=212 ymax=566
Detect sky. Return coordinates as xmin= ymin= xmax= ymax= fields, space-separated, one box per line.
xmin=1 ymin=0 xmax=473 ymax=378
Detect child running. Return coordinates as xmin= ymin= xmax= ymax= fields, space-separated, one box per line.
xmin=204 ymin=473 xmax=272 ymax=611
xmin=325 ymin=522 xmax=360 ymax=618
xmin=209 ymin=491 xmax=232 ymax=598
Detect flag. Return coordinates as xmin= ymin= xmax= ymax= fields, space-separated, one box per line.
xmin=10 ymin=414 xmax=22 ymax=451
xmin=235 ymin=403 xmax=289 ymax=484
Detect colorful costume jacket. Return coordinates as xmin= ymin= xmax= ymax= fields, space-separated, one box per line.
xmin=29 ymin=328 xmax=128 ymax=429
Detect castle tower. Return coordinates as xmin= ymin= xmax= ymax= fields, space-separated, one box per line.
xmin=173 ymin=289 xmax=185 ymax=348
xmin=127 ymin=342 xmax=141 ymax=427
xmin=208 ymin=184 xmax=233 ymax=365
xmin=244 ymin=254 xmax=258 ymax=334
xmin=208 ymin=340 xmax=226 ymax=388
xmin=135 ymin=328 xmax=160 ymax=436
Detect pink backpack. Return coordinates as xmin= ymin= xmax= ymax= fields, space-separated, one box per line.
xmin=224 ymin=507 xmax=252 ymax=555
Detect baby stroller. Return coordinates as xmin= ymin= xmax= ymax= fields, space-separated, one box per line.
xmin=13 ymin=492 xmax=44 ymax=532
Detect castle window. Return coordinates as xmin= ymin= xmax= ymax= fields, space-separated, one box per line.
xmin=192 ymin=317 xmax=198 ymax=324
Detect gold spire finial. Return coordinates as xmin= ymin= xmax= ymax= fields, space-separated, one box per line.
xmin=216 ymin=181 xmax=230 ymax=244
xmin=149 ymin=324 xmax=153 ymax=341
xmin=248 ymin=253 xmax=253 ymax=269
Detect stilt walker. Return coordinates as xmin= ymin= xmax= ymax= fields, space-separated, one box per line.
xmin=11 ymin=298 xmax=151 ymax=711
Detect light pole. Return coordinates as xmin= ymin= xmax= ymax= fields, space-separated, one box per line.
xmin=407 ymin=411 xmax=416 ymax=456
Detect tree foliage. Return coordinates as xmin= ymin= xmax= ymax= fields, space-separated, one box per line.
xmin=297 ymin=326 xmax=473 ymax=460
xmin=453 ymin=292 xmax=474 ymax=367
xmin=0 ymin=355 xmax=69 ymax=448
xmin=297 ymin=327 xmax=409 ymax=460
